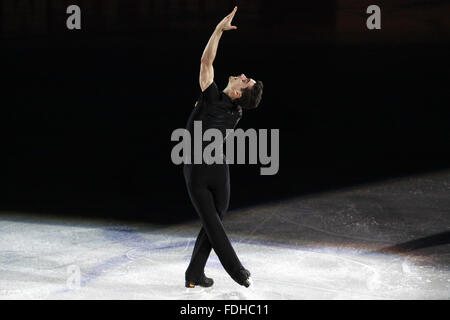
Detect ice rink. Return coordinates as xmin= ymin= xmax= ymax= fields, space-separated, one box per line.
xmin=1 ymin=171 xmax=449 ymax=299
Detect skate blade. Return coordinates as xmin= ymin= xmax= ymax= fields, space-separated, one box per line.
xmin=184 ymin=286 xmax=214 ymax=295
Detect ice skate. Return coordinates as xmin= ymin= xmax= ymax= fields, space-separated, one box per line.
xmin=185 ymin=274 xmax=214 ymax=288
xmin=233 ymin=268 xmax=251 ymax=288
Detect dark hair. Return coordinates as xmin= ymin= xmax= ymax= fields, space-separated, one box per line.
xmin=235 ymin=80 xmax=264 ymax=109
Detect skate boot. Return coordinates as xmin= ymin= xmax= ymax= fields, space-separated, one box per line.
xmin=232 ymin=267 xmax=252 ymax=288
xmin=185 ymin=273 xmax=214 ymax=288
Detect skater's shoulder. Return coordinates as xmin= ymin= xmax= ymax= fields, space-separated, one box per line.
xmin=201 ymin=81 xmax=220 ymax=101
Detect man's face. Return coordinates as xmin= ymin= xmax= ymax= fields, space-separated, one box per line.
xmin=228 ymin=74 xmax=256 ymax=98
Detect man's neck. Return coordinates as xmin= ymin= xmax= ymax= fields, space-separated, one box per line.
xmin=223 ymin=87 xmax=234 ymax=100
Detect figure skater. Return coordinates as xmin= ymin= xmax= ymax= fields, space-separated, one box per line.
xmin=183 ymin=6 xmax=264 ymax=288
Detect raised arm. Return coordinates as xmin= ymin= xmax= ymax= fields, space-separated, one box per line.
xmin=199 ymin=6 xmax=238 ymax=92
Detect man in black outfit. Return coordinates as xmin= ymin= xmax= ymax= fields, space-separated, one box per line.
xmin=184 ymin=6 xmax=264 ymax=288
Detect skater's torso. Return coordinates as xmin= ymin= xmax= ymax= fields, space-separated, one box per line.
xmin=185 ymin=81 xmax=242 ymax=140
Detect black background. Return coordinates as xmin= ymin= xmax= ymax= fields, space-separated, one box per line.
xmin=1 ymin=0 xmax=449 ymax=223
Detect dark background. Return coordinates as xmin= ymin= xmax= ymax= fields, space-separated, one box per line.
xmin=1 ymin=0 xmax=449 ymax=223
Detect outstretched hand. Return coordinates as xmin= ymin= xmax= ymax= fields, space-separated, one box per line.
xmin=216 ymin=6 xmax=238 ymax=32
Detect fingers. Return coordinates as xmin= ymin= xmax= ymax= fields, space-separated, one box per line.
xmin=231 ymin=6 xmax=237 ymax=17
xmin=220 ymin=6 xmax=237 ymax=30
xmin=227 ymin=6 xmax=237 ymax=18
xmin=228 ymin=7 xmax=237 ymax=24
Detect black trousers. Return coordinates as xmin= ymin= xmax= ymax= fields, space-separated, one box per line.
xmin=183 ymin=162 xmax=244 ymax=283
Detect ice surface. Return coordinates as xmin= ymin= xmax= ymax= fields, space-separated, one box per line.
xmin=1 ymin=171 xmax=449 ymax=299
